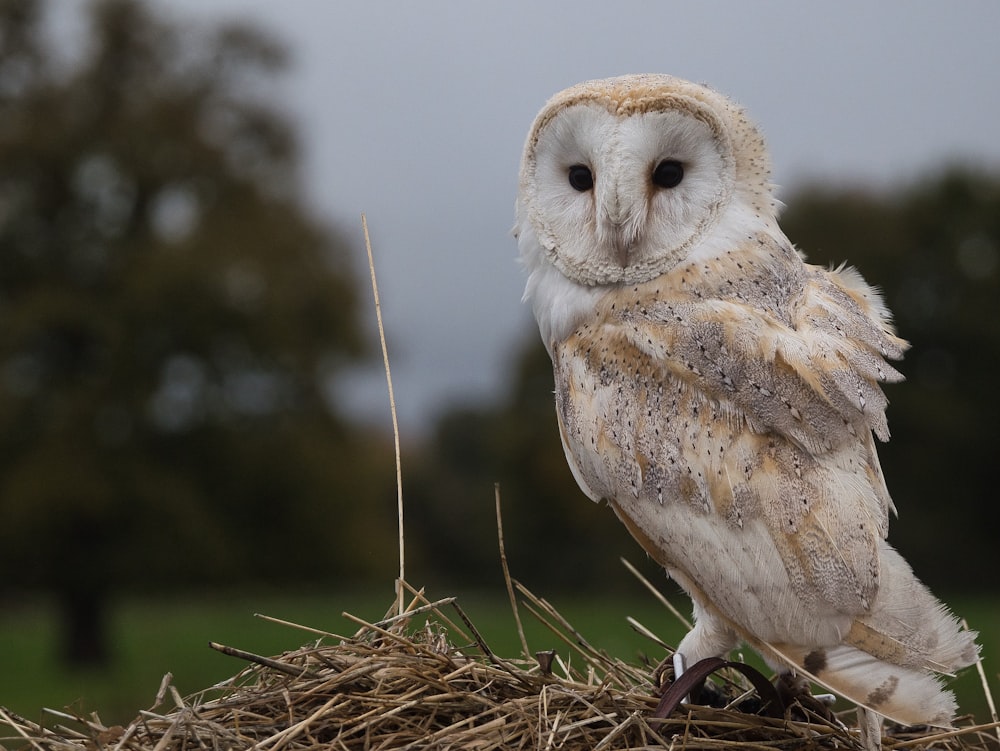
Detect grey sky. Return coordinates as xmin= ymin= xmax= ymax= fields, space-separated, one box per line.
xmin=155 ymin=0 xmax=1000 ymax=436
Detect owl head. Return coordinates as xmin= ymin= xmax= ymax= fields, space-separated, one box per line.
xmin=516 ymin=74 xmax=778 ymax=289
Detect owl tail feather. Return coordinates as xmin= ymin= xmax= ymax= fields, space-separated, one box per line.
xmin=760 ymin=640 xmax=958 ymax=727
xmin=848 ymin=543 xmax=980 ymax=677
xmin=748 ymin=543 xmax=979 ymax=728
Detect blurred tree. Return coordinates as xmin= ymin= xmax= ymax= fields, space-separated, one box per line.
xmin=0 ymin=0 xmax=394 ymax=667
xmin=422 ymin=167 xmax=1000 ymax=596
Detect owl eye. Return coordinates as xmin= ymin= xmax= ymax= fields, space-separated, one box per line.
xmin=652 ymin=159 xmax=684 ymax=189
xmin=567 ymin=164 xmax=594 ymax=192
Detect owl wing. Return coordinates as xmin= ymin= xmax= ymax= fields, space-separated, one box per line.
xmin=553 ymin=261 xmax=909 ymax=626
xmin=644 ymin=263 xmax=908 ymax=455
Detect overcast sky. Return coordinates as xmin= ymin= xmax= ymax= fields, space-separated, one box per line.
xmin=152 ymin=1 xmax=1000 ymax=437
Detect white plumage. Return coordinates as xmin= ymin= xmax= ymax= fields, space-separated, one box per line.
xmin=515 ymin=74 xmax=978 ymax=727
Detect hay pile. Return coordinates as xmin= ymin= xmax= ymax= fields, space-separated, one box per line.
xmin=2 ymin=580 xmax=998 ymax=751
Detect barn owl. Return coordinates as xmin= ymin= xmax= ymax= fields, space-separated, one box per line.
xmin=515 ymin=74 xmax=978 ymax=727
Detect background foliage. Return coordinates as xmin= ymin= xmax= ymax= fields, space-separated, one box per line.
xmin=0 ymin=0 xmax=396 ymax=665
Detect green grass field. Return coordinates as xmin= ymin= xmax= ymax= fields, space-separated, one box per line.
xmin=1 ymin=585 xmax=997 ymax=730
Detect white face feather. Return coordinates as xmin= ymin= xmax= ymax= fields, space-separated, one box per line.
xmin=524 ymin=103 xmax=735 ymax=284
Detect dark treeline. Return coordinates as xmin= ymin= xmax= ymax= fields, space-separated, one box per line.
xmin=0 ymin=0 xmax=397 ymax=666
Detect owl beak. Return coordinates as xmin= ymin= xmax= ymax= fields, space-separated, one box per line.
xmin=600 ymin=200 xmax=641 ymax=268
xmin=599 ymin=183 xmax=643 ymax=268
xmin=610 ymin=231 xmax=632 ymax=268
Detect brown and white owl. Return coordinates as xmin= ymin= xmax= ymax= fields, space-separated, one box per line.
xmin=515 ymin=74 xmax=978 ymax=727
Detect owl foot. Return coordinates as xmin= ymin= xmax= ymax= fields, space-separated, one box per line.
xmin=672 ymin=652 xmax=690 ymax=702
xmin=775 ymin=672 xmax=838 ymax=722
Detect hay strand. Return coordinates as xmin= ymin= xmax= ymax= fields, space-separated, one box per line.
xmin=208 ymin=642 xmax=321 ymax=681
xmin=495 ymin=483 xmax=530 ymax=659
xmin=361 ymin=212 xmax=405 ymax=617
xmin=964 ymin=617 xmax=1000 ymax=747
xmin=251 ymin=613 xmax=344 ymax=641
xmin=621 ymin=557 xmax=692 ymax=631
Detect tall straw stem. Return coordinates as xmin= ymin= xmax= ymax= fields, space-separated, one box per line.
xmin=362 ymin=214 xmax=405 ymax=617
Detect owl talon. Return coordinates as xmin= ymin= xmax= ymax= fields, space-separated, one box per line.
xmin=776 ymin=673 xmax=838 ymax=720
xmin=672 ymin=652 xmax=690 ymax=703
xmin=672 ymin=651 xmax=687 ymax=680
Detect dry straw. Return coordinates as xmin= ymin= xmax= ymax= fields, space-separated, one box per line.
xmin=362 ymin=213 xmax=405 ymax=618
xmin=3 ymin=219 xmax=998 ymax=751
xmin=2 ymin=576 xmax=999 ymax=751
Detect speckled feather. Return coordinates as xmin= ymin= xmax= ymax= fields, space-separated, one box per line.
xmin=517 ymin=74 xmax=978 ymax=727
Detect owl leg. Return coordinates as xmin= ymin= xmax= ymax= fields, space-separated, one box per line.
xmin=670 ymin=602 xmax=739 ymax=703
xmin=675 ymin=600 xmax=740 ymax=668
